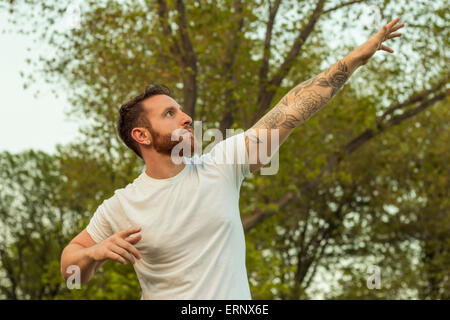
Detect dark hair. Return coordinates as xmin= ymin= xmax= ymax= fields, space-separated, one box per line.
xmin=117 ymin=84 xmax=173 ymax=159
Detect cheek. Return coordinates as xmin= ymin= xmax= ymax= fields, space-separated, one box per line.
xmin=151 ymin=123 xmax=169 ymax=138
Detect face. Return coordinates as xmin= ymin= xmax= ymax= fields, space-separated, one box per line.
xmin=135 ymin=94 xmax=194 ymax=157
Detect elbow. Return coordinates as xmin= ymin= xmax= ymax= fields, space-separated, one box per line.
xmin=60 ymin=252 xmax=67 ymax=281
xmin=60 ymin=259 xmax=71 ymax=282
xmin=60 ymin=264 xmax=90 ymax=285
xmin=60 ymin=247 xmax=70 ymax=281
xmin=60 ymin=250 xmax=88 ymax=284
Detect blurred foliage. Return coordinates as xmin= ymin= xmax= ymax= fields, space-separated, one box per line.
xmin=0 ymin=0 xmax=448 ymax=299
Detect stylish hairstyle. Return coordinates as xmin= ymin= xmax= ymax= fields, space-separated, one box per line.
xmin=117 ymin=84 xmax=173 ymax=159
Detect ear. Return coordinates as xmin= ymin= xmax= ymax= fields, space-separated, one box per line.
xmin=131 ymin=127 xmax=151 ymax=146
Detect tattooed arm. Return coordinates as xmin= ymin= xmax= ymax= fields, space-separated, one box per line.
xmin=245 ymin=17 xmax=404 ymax=173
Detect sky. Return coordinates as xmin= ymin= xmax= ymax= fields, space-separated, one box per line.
xmin=0 ymin=10 xmax=81 ymax=155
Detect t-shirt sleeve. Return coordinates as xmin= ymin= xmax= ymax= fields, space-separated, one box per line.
xmin=86 ymin=199 xmax=114 ymax=244
xmin=206 ymin=131 xmax=252 ymax=189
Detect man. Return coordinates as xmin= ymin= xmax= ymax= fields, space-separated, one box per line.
xmin=60 ymin=18 xmax=404 ymax=299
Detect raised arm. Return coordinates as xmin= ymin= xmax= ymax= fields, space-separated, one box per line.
xmin=246 ymin=17 xmax=404 ymax=173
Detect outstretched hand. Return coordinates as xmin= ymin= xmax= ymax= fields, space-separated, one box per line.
xmin=356 ymin=17 xmax=405 ymax=65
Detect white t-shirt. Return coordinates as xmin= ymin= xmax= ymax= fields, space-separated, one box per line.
xmin=86 ymin=132 xmax=253 ymax=299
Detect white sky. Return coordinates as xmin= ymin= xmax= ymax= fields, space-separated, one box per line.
xmin=0 ymin=11 xmax=81 ymax=154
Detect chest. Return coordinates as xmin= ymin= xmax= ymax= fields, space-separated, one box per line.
xmin=125 ymin=176 xmax=241 ymax=262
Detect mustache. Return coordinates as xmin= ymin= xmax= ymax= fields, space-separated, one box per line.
xmin=181 ymin=126 xmax=193 ymax=133
xmin=170 ymin=126 xmax=193 ymax=137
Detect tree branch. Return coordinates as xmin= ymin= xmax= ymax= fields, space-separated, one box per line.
xmin=303 ymin=237 xmax=328 ymax=289
xmin=175 ymin=0 xmax=198 ymax=117
xmin=219 ymin=0 xmax=245 ymax=136
xmin=323 ymin=0 xmax=367 ymax=14
xmin=298 ymin=183 xmax=356 ymax=288
xmin=242 ymin=86 xmax=448 ymax=232
xmin=253 ymin=0 xmax=326 ymax=123
xmin=256 ymin=0 xmax=282 ymax=116
xmin=156 ymin=0 xmax=198 ymax=117
xmin=376 ymin=79 xmax=447 ymax=125
xmin=156 ymin=0 xmax=183 ymax=63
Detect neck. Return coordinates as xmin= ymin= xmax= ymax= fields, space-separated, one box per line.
xmin=143 ymin=152 xmax=185 ymax=180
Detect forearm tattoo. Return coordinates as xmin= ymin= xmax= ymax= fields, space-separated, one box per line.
xmin=254 ymin=59 xmax=351 ymax=130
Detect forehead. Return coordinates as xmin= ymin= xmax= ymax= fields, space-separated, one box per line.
xmin=141 ymin=94 xmax=179 ymax=115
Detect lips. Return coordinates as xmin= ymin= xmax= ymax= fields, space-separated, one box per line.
xmin=182 ymin=128 xmax=193 ymax=134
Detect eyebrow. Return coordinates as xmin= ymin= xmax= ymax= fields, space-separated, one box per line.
xmin=161 ymin=105 xmax=182 ymax=116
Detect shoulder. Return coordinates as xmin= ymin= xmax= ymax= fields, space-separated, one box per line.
xmin=102 ymin=177 xmax=140 ymax=208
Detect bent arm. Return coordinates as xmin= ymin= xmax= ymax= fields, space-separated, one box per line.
xmin=60 ymin=227 xmax=143 ymax=283
xmin=60 ymin=229 xmax=105 ymax=284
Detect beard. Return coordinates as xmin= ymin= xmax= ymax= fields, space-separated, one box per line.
xmin=149 ymin=127 xmax=195 ymax=157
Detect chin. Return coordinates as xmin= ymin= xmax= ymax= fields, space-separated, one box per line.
xmin=175 ymin=136 xmax=196 ymax=157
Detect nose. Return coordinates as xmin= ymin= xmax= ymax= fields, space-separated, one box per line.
xmin=182 ymin=112 xmax=193 ymax=128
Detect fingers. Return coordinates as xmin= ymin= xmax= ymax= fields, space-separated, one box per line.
xmin=386 ymin=17 xmax=401 ymax=30
xmin=391 ymin=23 xmax=405 ymax=32
xmin=106 ymin=251 xmax=127 ymax=265
xmin=380 ymin=18 xmax=404 ymax=37
xmin=106 ymin=227 xmax=143 ymax=265
xmin=387 ymin=32 xmax=402 ymax=39
xmin=380 ymin=45 xmax=394 ymax=53
xmin=110 ymin=244 xmax=137 ymax=265
xmin=118 ymin=227 xmax=141 ymax=238
xmin=116 ymin=237 xmax=142 ymax=261
xmin=380 ymin=18 xmax=403 ymax=48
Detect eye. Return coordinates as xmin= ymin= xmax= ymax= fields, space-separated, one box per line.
xmin=166 ymin=110 xmax=174 ymax=117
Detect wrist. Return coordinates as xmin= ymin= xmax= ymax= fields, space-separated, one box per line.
xmin=346 ymin=48 xmax=366 ymax=69
xmin=84 ymin=245 xmax=97 ymax=262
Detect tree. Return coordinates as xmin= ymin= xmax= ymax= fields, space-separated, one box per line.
xmin=1 ymin=0 xmax=448 ymax=299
